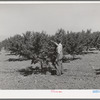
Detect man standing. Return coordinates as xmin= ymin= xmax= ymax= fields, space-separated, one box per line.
xmin=51 ymin=40 xmax=64 ymax=76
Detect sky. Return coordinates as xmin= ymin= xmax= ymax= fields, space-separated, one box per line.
xmin=0 ymin=3 xmax=100 ymax=41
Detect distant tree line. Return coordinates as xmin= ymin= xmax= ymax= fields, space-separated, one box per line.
xmin=0 ymin=29 xmax=100 ymax=63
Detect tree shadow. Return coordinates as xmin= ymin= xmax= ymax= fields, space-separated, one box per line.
xmin=5 ymin=53 xmax=16 ymax=56
xmin=69 ymin=57 xmax=82 ymax=61
xmin=82 ymin=51 xmax=98 ymax=55
xmin=94 ymin=69 xmax=100 ymax=75
xmin=95 ymin=69 xmax=100 ymax=71
xmin=62 ymin=56 xmax=82 ymax=63
xmin=95 ymin=71 xmax=100 ymax=75
xmin=17 ymin=66 xmax=57 ymax=76
xmin=6 ymin=58 xmax=29 ymax=62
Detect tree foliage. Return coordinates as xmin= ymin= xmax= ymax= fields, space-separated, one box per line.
xmin=1 ymin=28 xmax=100 ymax=62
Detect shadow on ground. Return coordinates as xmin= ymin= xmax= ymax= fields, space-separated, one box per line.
xmin=6 ymin=58 xmax=29 ymax=62
xmin=17 ymin=66 xmax=57 ymax=76
xmin=69 ymin=57 xmax=82 ymax=61
xmin=62 ymin=57 xmax=82 ymax=63
xmin=82 ymin=51 xmax=98 ymax=55
xmin=94 ymin=69 xmax=100 ymax=75
xmin=6 ymin=53 xmax=16 ymax=56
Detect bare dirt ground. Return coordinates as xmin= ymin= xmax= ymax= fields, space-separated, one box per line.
xmin=0 ymin=49 xmax=100 ymax=89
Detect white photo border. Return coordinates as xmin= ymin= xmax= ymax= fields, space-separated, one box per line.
xmin=0 ymin=1 xmax=100 ymax=99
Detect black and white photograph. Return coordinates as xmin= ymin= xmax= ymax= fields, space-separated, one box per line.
xmin=0 ymin=2 xmax=100 ymax=91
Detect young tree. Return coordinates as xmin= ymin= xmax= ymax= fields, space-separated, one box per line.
xmin=65 ymin=31 xmax=84 ymax=59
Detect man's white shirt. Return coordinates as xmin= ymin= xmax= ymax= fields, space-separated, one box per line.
xmin=57 ymin=43 xmax=63 ymax=58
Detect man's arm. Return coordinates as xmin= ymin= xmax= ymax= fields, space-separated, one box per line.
xmin=51 ymin=40 xmax=58 ymax=46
